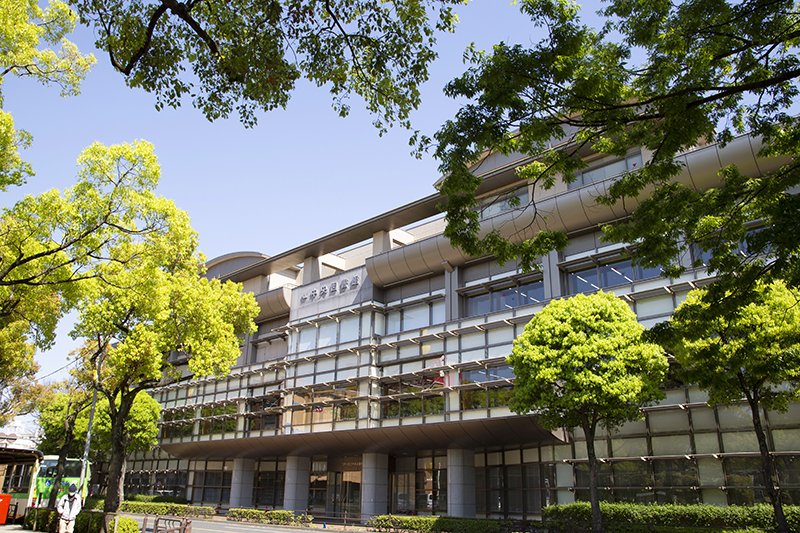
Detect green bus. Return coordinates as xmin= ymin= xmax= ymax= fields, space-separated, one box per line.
xmin=34 ymin=456 xmax=89 ymax=504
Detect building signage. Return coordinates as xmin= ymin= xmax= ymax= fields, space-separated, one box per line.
xmin=298 ymin=274 xmax=360 ymax=305
xmin=290 ymin=266 xmax=371 ymax=321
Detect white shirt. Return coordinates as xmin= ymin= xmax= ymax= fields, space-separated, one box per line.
xmin=56 ymin=494 xmax=81 ymax=521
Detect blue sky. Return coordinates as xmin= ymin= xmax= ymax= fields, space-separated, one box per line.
xmin=3 ymin=1 xmax=570 ymax=383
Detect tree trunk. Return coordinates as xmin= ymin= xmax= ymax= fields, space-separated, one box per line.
xmin=48 ymin=411 xmax=77 ymax=508
xmin=103 ymin=393 xmax=134 ymax=515
xmin=583 ymin=421 xmax=603 ymax=533
xmin=747 ymin=395 xmax=788 ymax=533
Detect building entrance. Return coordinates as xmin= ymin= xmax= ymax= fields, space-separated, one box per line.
xmin=308 ymin=456 xmax=362 ymax=520
xmin=330 ymin=470 xmax=361 ymax=519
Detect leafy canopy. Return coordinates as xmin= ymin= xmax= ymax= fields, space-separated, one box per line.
xmin=0 ymin=140 xmax=181 ymax=423
xmin=509 ymin=291 xmax=668 ymax=430
xmin=0 ymin=0 xmax=95 ymax=187
xmin=68 ymin=141 xmax=260 ymax=390
xmin=435 ymin=0 xmax=800 ymax=284
xmin=71 ymin=0 xmax=460 ymax=131
xmin=74 ymin=393 xmax=161 ymax=457
xmin=657 ymin=280 xmax=800 ymax=411
xmin=63 ymin=141 xmax=258 ymax=513
xmin=38 ymin=388 xmax=161 ymax=459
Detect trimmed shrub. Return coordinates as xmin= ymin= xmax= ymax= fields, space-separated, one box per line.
xmin=227 ymin=507 xmax=313 ymax=526
xmin=541 ymin=502 xmax=800 ymax=532
xmin=23 ymin=508 xmax=139 ymax=533
xmin=82 ymin=498 xmax=105 ymax=511
xmin=126 ymin=494 xmax=188 ymax=504
xmin=119 ymin=500 xmax=215 ymax=517
xmin=366 ymin=515 xmax=512 ymax=533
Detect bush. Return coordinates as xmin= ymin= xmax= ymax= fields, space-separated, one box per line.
xmin=23 ymin=508 xmax=139 ymax=533
xmin=118 ymin=500 xmax=214 ymax=517
xmin=82 ymin=498 xmax=105 ymax=511
xmin=366 ymin=515 xmax=512 ymax=533
xmin=541 ymin=502 xmax=800 ymax=532
xmin=126 ymin=494 xmax=188 ymax=504
xmin=227 ymin=507 xmax=313 ymax=526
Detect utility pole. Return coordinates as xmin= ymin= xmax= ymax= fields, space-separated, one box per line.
xmin=78 ymin=348 xmax=104 ymax=495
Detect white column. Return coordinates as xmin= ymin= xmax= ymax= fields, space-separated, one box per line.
xmin=229 ymin=458 xmax=256 ymax=509
xmin=360 ymin=453 xmax=389 ymax=522
xmin=283 ymin=456 xmax=311 ymax=512
xmin=447 ymin=449 xmax=476 ymax=518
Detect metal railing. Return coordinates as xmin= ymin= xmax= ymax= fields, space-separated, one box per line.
xmin=140 ymin=515 xmax=192 ymax=533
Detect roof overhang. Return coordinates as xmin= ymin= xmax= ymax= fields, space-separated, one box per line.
xmin=160 ymin=416 xmax=562 ymax=459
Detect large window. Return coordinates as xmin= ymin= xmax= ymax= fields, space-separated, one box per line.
xmin=415 ymin=452 xmax=447 ymax=514
xmin=191 ymin=463 xmax=232 ymax=505
xmin=479 ymin=187 xmax=530 ymax=220
xmin=161 ymin=406 xmax=195 ymax=439
xmin=381 ymin=375 xmax=446 ymax=418
xmin=385 ymin=300 xmax=445 ymax=334
xmin=464 ymin=279 xmax=544 ymax=317
xmin=293 ymin=314 xmax=364 ymax=353
xmin=460 ymin=365 xmax=514 ymax=410
xmin=569 ymin=153 xmax=642 ymax=189
xmin=565 ymin=257 xmax=662 ymax=295
xmin=199 ymin=404 xmax=238 ymax=435
xmin=154 ymin=471 xmax=188 ymax=498
xmin=247 ymin=395 xmax=281 ymax=431
xmin=475 ymin=450 xmax=555 ymax=518
xmin=253 ymin=460 xmax=285 ymax=509
xmin=291 ymin=385 xmax=358 ymax=425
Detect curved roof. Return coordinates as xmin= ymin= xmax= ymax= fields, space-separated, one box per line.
xmin=206 ymin=251 xmax=270 ymax=280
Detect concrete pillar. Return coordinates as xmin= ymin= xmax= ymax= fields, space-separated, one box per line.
xmin=361 ymin=453 xmax=389 ymax=521
xmin=229 ymin=458 xmax=256 ymax=508
xmin=303 ymin=256 xmax=322 ymax=283
xmin=447 ymin=449 xmax=476 ymax=518
xmin=444 ymin=265 xmax=460 ymax=322
xmin=372 ymin=230 xmax=415 ymax=255
xmin=545 ymin=250 xmax=561 ymax=299
xmin=283 ymin=456 xmax=311 ymax=512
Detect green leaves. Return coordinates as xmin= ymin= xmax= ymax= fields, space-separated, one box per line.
xmin=71 ymin=0 xmax=460 ymax=132
xmin=509 ymin=291 xmax=668 ymax=431
xmin=436 ymin=0 xmax=800 ymax=286
xmin=661 ymin=280 xmax=800 ymax=410
xmin=0 ymin=0 xmax=95 ymax=188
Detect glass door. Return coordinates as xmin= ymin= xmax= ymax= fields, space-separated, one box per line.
xmin=330 ymin=471 xmax=361 ymax=519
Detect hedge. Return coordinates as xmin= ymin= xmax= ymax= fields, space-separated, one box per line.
xmin=118 ymin=500 xmax=215 ymax=517
xmin=23 ymin=508 xmax=139 ymax=533
xmin=227 ymin=508 xmax=313 ymax=526
xmin=541 ymin=502 xmax=800 ymax=532
xmin=126 ymin=494 xmax=188 ymax=504
xmin=366 ymin=515 xmax=512 ymax=533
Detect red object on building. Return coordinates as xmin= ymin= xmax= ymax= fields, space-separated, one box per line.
xmin=0 ymin=493 xmax=11 ymax=525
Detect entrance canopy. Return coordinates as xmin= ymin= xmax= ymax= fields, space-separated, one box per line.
xmin=162 ymin=416 xmax=563 ymax=459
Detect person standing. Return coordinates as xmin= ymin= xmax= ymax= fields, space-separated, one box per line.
xmin=56 ymin=483 xmax=81 ymax=533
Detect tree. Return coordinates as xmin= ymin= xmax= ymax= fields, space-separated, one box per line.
xmin=509 ymin=291 xmax=667 ymax=533
xmin=655 ymin=281 xmax=800 ymax=533
xmin=0 ymin=0 xmax=95 ymax=187
xmin=68 ymin=142 xmax=259 ymax=515
xmin=37 ymin=380 xmax=161 ymax=505
xmin=0 ymin=320 xmax=41 ymax=426
xmin=435 ymin=0 xmax=800 ymax=291
xmin=70 ymin=0 xmax=459 ymax=131
xmin=35 ymin=381 xmax=92 ymax=508
xmin=0 ymin=140 xmax=186 ymax=423
xmin=74 ymin=391 xmax=161 ymax=498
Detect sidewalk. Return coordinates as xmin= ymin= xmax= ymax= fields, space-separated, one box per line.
xmin=0 ymin=525 xmax=25 ymax=531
